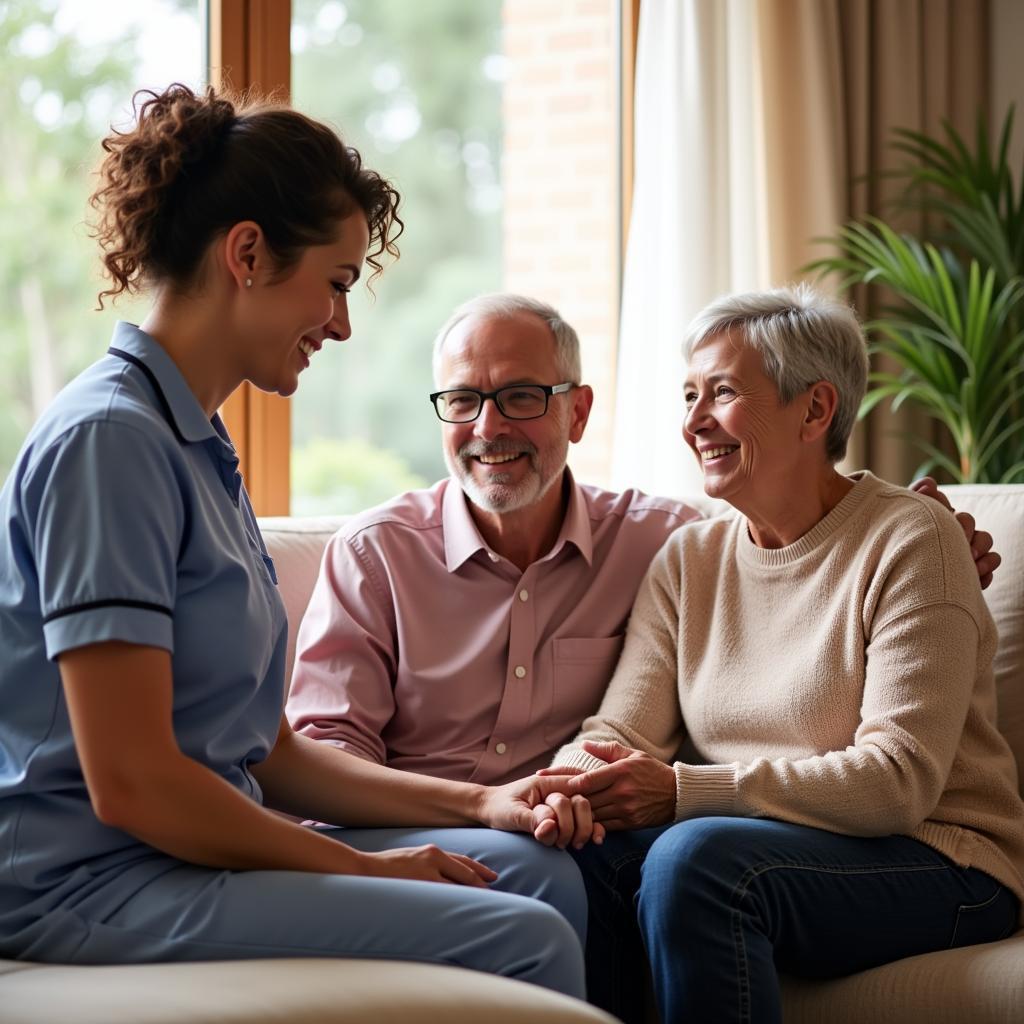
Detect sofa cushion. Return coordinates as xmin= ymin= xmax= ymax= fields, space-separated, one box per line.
xmin=941 ymin=486 xmax=1024 ymax=798
xmin=260 ymin=516 xmax=348 ymax=689
xmin=0 ymin=958 xmax=616 ymax=1024
xmin=781 ymin=929 xmax=1024 ymax=1023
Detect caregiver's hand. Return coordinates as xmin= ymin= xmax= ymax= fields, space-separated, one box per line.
xmin=361 ymin=845 xmax=497 ymax=887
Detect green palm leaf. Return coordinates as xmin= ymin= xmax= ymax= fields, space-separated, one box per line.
xmin=807 ymin=109 xmax=1024 ymax=485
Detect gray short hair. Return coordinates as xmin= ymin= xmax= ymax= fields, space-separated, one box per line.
xmin=682 ymin=284 xmax=868 ymax=463
xmin=432 ymin=293 xmax=582 ymax=384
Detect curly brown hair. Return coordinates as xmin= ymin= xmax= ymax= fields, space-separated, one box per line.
xmin=90 ymin=83 xmax=403 ymax=307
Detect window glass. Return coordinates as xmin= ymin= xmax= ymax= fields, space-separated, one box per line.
xmin=0 ymin=0 xmax=203 ymax=485
xmin=290 ymin=0 xmax=503 ymax=514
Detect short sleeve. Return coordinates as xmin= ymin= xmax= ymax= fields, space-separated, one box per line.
xmin=23 ymin=419 xmax=185 ymax=659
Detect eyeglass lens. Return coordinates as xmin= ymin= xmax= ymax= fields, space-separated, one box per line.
xmin=435 ymin=386 xmax=548 ymax=421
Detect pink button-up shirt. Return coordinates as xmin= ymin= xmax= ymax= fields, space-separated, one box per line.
xmin=286 ymin=473 xmax=701 ymax=785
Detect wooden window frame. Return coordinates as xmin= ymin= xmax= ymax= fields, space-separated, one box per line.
xmin=207 ymin=0 xmax=639 ymax=516
xmin=208 ymin=0 xmax=292 ymax=515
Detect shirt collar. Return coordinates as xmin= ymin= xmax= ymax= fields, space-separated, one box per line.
xmin=441 ymin=468 xmax=593 ymax=573
xmin=442 ymin=478 xmax=490 ymax=572
xmin=108 ymin=322 xmax=224 ymax=447
xmin=552 ymin=468 xmax=594 ymax=565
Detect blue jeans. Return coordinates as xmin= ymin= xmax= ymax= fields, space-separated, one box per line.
xmin=572 ymin=817 xmax=1019 ymax=1024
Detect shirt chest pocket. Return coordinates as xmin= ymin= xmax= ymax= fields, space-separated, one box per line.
xmin=544 ymin=635 xmax=625 ymax=743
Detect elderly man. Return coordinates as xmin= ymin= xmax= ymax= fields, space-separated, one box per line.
xmin=287 ymin=295 xmax=700 ymax=787
xmin=286 ymin=292 xmax=998 ymax=797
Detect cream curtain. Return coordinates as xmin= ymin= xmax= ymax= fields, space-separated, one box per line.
xmin=611 ymin=0 xmax=770 ymax=496
xmin=614 ymin=0 xmax=990 ymax=493
xmin=836 ymin=0 xmax=990 ymax=479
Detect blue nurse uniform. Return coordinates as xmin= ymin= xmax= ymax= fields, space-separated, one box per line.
xmin=0 ymin=323 xmax=584 ymax=996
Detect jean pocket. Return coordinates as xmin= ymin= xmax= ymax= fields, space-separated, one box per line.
xmin=949 ymin=884 xmax=1019 ymax=948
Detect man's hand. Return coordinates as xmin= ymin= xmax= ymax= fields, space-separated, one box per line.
xmin=538 ymin=740 xmax=676 ymax=830
xmin=477 ymin=774 xmax=606 ymax=849
xmin=911 ymin=477 xmax=1001 ymax=589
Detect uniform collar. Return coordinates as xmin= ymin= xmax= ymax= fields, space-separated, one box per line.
xmin=441 ymin=468 xmax=593 ymax=573
xmin=108 ymin=322 xmax=224 ymax=446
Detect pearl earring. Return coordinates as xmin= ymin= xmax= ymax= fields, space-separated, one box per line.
xmin=245 ymin=278 xmax=253 ymax=288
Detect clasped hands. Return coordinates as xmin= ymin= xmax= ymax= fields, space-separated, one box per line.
xmin=486 ymin=740 xmax=676 ymax=850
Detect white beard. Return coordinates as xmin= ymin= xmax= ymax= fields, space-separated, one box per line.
xmin=446 ymin=439 xmax=569 ymax=514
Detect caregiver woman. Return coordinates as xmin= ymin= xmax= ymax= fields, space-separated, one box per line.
xmin=547 ymin=285 xmax=1024 ymax=1023
xmin=0 ymin=83 xmax=587 ymax=995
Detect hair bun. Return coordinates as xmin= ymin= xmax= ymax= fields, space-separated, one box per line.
xmin=91 ymin=83 xmax=237 ymax=301
xmin=140 ymin=83 xmax=236 ymax=176
xmin=90 ymin=83 xmax=402 ymax=306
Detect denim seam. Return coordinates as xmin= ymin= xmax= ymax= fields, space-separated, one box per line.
xmin=732 ymin=860 xmax=951 ymax=896
xmin=731 ymin=904 xmax=751 ymax=1024
xmin=949 ymin=883 xmax=1003 ymax=949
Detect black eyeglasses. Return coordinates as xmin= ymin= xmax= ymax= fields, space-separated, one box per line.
xmin=429 ymin=383 xmax=575 ymax=423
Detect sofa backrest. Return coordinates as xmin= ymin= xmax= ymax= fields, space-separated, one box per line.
xmin=939 ymin=485 xmax=1024 ymax=797
xmin=259 ymin=484 xmax=1024 ymax=797
xmin=259 ymin=515 xmax=349 ymax=689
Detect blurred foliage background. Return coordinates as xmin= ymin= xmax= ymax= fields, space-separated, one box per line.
xmin=0 ymin=0 xmax=145 ymax=484
xmin=0 ymin=0 xmax=198 ymax=481
xmin=0 ymin=0 xmax=503 ymax=513
xmin=290 ymin=0 xmax=503 ymax=512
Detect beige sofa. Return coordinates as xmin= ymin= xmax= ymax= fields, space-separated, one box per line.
xmin=1 ymin=485 xmax=1021 ymax=1022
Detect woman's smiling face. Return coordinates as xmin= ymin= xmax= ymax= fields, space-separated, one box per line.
xmin=237 ymin=209 xmax=370 ymax=399
xmin=682 ymin=331 xmax=809 ymax=507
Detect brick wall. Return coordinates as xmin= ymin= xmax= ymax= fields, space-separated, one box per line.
xmin=502 ymin=0 xmax=619 ymax=486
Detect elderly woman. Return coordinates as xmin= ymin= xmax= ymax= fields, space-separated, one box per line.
xmin=543 ymin=285 xmax=1024 ymax=1024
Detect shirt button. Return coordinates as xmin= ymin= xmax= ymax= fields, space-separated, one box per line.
xmin=495 ymin=742 xmax=507 ymax=754
xmin=514 ymin=665 xmax=527 ymax=678
xmin=518 ymin=589 xmax=529 ymax=602
xmin=487 ymin=551 xmax=499 ymax=562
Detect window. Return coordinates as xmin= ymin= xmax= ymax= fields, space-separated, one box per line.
xmin=286 ymin=0 xmax=626 ymax=515
xmin=3 ymin=0 xmax=629 ymax=512
xmin=289 ymin=0 xmax=503 ymax=515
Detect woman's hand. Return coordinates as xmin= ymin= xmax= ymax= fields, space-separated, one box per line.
xmin=534 ymin=791 xmax=605 ymax=849
xmin=477 ymin=775 xmax=606 ymax=849
xmin=359 ymin=845 xmax=498 ymax=887
xmin=539 ymin=740 xmax=677 ymax=830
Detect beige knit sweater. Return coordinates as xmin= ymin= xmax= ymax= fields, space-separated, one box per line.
xmin=555 ymin=471 xmax=1024 ymax=908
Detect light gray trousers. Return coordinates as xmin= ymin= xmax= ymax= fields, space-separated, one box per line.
xmin=11 ymin=827 xmax=587 ymax=999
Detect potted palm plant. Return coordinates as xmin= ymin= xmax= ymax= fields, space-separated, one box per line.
xmin=810 ymin=111 xmax=1024 ymax=483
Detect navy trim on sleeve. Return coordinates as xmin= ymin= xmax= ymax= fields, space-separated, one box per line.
xmin=42 ymin=598 xmax=174 ymax=624
xmin=108 ymin=347 xmax=186 ymax=444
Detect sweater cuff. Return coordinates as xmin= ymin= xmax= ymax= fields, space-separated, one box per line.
xmin=673 ymin=762 xmax=739 ymax=821
xmin=551 ymin=747 xmax=609 ymax=774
